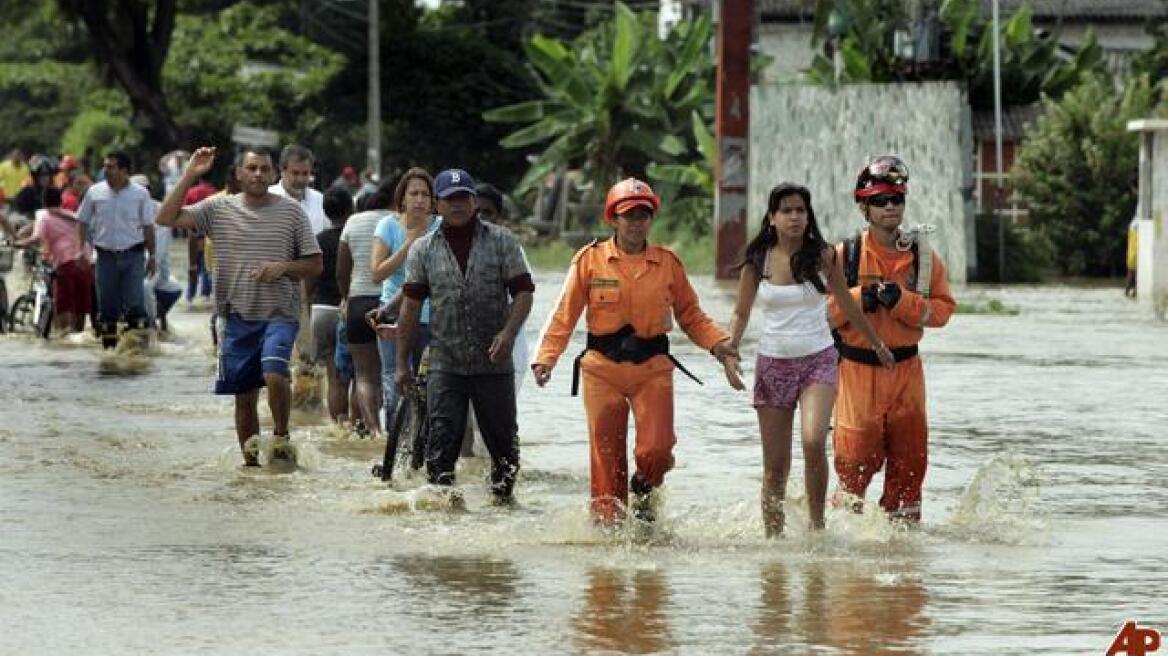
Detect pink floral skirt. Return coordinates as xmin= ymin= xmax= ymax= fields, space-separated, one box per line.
xmin=752 ymin=346 xmax=838 ymax=409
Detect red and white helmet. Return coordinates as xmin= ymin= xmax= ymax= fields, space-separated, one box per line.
xmin=603 ymin=177 xmax=660 ymax=223
xmin=854 ymin=155 xmax=909 ymax=202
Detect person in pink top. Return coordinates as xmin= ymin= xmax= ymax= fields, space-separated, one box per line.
xmin=14 ymin=187 xmax=93 ymax=333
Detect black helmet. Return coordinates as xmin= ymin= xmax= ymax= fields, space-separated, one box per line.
xmin=28 ymin=154 xmax=58 ymax=176
xmin=854 ymin=155 xmax=909 ymax=202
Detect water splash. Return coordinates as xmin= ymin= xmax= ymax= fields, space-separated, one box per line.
xmin=362 ymin=485 xmax=469 ymax=515
xmin=942 ymin=453 xmax=1044 ymax=544
xmin=97 ymin=329 xmax=159 ymax=375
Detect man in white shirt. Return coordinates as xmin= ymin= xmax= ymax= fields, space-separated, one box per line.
xmin=268 ymin=144 xmax=325 ymax=391
xmin=77 ymin=152 xmax=158 ymax=348
xmin=268 ymin=144 xmax=326 ymax=235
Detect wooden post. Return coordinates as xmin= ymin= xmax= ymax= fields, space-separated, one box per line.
xmin=714 ymin=0 xmax=752 ymax=280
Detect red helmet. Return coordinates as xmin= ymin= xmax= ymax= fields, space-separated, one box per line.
xmin=854 ymin=155 xmax=909 ymax=202
xmin=604 ymin=177 xmax=660 ymax=223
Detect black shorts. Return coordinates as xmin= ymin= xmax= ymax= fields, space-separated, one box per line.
xmin=345 ymin=295 xmax=381 ymax=345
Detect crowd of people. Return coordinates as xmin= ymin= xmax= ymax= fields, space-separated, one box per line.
xmin=1 ymin=141 xmax=956 ymax=535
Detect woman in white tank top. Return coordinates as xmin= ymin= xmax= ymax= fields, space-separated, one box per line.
xmin=723 ymin=183 xmax=892 ymax=536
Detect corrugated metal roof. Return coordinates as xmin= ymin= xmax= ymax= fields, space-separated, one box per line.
xmin=736 ymin=0 xmax=1165 ymax=20
xmin=987 ymin=0 xmax=1165 ymax=20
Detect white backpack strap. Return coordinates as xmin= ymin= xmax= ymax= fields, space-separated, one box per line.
xmin=910 ymin=224 xmax=935 ymax=298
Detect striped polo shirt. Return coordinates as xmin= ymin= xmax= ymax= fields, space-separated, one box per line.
xmin=187 ymin=193 xmax=321 ymax=321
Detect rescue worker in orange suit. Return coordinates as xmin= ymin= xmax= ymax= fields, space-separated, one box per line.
xmin=532 ymin=178 xmax=738 ymax=525
xmin=828 ymin=156 xmax=956 ymax=523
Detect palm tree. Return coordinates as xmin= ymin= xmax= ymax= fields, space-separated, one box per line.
xmin=483 ymin=2 xmax=714 ymax=210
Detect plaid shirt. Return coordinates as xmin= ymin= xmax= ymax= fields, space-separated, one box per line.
xmin=404 ymin=220 xmax=531 ymax=374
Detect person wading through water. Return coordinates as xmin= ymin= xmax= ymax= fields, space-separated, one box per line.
xmin=829 ymin=156 xmax=955 ymax=523
xmin=723 ymin=182 xmax=892 ymax=536
xmin=532 ymin=178 xmax=737 ymax=527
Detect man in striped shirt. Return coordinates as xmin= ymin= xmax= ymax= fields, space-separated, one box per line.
xmin=156 ymin=146 xmax=323 ymax=466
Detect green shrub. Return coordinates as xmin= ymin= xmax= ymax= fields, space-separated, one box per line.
xmin=1012 ymin=74 xmax=1157 ymax=276
xmin=956 ymin=298 xmax=1021 ymax=315
xmin=973 ymin=211 xmax=1052 ymax=283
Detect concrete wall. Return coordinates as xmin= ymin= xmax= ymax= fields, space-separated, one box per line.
xmin=757 ymin=23 xmax=817 ymax=83
xmin=1136 ymin=127 xmax=1168 ymax=318
xmin=749 ymin=82 xmax=973 ymax=283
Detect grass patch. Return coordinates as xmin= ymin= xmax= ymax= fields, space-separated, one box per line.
xmin=521 ymin=239 xmax=578 ymax=271
xmin=956 ymin=298 xmax=1020 ymax=315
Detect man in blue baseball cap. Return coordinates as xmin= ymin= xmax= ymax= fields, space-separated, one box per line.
xmin=395 ymin=168 xmax=534 ymax=505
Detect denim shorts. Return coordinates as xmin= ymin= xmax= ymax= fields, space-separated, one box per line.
xmin=335 ymin=320 xmax=354 ymax=381
xmin=215 ymin=314 xmax=299 ymax=395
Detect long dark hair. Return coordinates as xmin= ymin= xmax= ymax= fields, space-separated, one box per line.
xmin=741 ymin=183 xmax=829 ymax=293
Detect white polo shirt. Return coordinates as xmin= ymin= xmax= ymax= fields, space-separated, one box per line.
xmin=269 ymin=181 xmax=326 ymax=235
xmin=76 ymin=180 xmax=155 ymax=251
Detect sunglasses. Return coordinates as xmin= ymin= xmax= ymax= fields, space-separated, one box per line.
xmin=867 ymin=194 xmax=905 ymax=208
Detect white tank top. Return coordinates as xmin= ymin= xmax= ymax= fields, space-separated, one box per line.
xmin=757 ymin=256 xmax=834 ymax=359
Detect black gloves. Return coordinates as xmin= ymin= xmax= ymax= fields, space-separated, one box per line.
xmin=862 ymin=284 xmax=881 ymax=313
xmin=875 ymin=282 xmax=901 ymax=309
xmin=861 ymin=282 xmax=902 ymax=312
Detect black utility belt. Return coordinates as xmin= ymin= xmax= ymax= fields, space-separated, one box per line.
xmin=837 ymin=341 xmax=918 ymax=367
xmin=570 ymin=324 xmax=702 ymax=396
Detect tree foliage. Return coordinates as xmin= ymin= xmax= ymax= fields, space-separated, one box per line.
xmin=57 ymin=0 xmax=183 ymax=146
xmin=807 ymin=0 xmax=1103 ymax=108
xmin=164 ymin=3 xmax=345 ymax=149
xmin=484 ymin=2 xmax=715 ymax=212
xmin=1012 ymin=75 xmax=1159 ymax=276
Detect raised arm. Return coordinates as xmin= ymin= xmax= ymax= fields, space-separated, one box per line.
xmin=371 ymin=221 xmax=423 ymax=284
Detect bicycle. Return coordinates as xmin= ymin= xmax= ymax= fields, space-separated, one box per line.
xmin=371 ymin=346 xmax=431 ymax=482
xmin=8 ymin=260 xmax=54 ymax=339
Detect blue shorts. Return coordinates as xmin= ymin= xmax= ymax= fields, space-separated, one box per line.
xmin=215 ymin=315 xmax=299 ymax=395
xmin=334 ymin=320 xmax=354 ymax=382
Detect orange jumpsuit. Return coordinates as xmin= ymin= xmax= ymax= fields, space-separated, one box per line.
xmin=827 ymin=230 xmax=955 ymax=521
xmin=535 ymin=238 xmax=729 ymax=522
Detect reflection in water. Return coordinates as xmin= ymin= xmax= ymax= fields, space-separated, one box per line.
xmin=573 ymin=567 xmax=673 ymax=654
xmin=752 ymin=560 xmax=928 ymax=655
xmin=392 ymin=555 xmax=520 ymax=603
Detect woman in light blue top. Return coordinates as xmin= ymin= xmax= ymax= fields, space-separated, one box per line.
xmin=370 ymin=167 xmax=440 ymax=430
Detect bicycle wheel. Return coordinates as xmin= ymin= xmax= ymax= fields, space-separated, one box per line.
xmin=35 ymin=296 xmax=53 ymax=339
xmin=7 ymin=294 xmax=34 ymax=333
xmin=0 ymin=278 xmax=8 ymax=333
xmin=408 ymin=393 xmax=429 ymax=472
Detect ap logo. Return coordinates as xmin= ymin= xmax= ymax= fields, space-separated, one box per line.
xmin=1108 ymin=621 xmax=1162 ymax=656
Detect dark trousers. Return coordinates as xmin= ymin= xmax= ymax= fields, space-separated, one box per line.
xmin=95 ymin=244 xmax=147 ymax=327
xmin=186 ymin=251 xmax=212 ymax=300
xmin=426 ymin=371 xmax=520 ymax=494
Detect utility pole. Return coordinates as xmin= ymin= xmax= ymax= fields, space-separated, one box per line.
xmin=368 ymin=0 xmax=382 ymax=179
xmin=714 ymin=0 xmax=753 ymax=280
xmin=992 ymin=0 xmax=1005 ymax=281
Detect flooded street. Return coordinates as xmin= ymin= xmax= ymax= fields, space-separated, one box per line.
xmin=2 ymin=267 xmax=1166 ymax=655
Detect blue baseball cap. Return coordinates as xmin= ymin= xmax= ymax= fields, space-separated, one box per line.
xmin=434 ymin=169 xmax=477 ymax=199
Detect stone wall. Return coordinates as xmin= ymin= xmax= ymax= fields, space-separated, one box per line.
xmin=749 ymin=82 xmax=973 ymax=283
